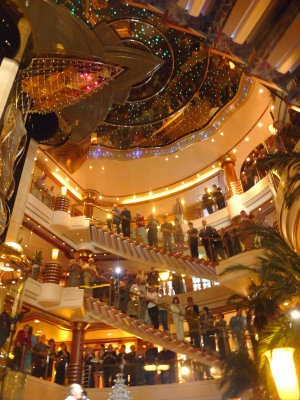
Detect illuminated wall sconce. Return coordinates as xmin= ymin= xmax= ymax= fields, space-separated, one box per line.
xmin=265 ymin=347 xmax=299 ymax=400
xmin=51 ymin=248 xmax=59 ymax=261
xmin=159 ymin=271 xmax=170 ymax=281
xmin=61 ymin=186 xmax=67 ymax=196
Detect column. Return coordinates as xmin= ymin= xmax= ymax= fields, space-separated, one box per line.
xmin=219 ymin=154 xmax=246 ymax=218
xmin=82 ymin=190 xmax=99 ymax=219
xmin=67 ymin=322 xmax=87 ymax=384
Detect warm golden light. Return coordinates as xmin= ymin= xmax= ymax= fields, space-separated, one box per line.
xmin=61 ymin=186 xmax=67 ymax=196
xmin=158 ymin=364 xmax=170 ymax=371
xmin=0 ymin=262 xmax=13 ymax=272
xmin=123 ymin=168 xmax=220 ymax=204
xmin=159 ymin=271 xmax=170 ymax=281
xmin=107 ymin=213 xmax=112 ymax=219
xmin=51 ymin=248 xmax=59 ymax=261
xmin=144 ymin=364 xmax=157 ymax=371
xmin=266 ymin=348 xmax=299 ymax=400
xmin=228 ymin=61 xmax=236 ymax=70
xmin=268 ymin=123 xmax=276 ymax=135
xmin=52 ymin=172 xmax=82 ymax=200
xmin=5 ymin=242 xmax=22 ymax=252
xmin=152 ymin=207 xmax=156 ymax=213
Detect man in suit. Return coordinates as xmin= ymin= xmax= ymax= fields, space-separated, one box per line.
xmin=121 ymin=206 xmax=131 ymax=237
xmin=199 ymin=219 xmax=214 ymax=260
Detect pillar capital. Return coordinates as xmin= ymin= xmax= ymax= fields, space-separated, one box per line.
xmin=218 ymin=153 xmax=236 ymax=168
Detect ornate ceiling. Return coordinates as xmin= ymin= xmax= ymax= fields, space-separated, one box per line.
xmin=58 ymin=0 xmax=244 ymax=151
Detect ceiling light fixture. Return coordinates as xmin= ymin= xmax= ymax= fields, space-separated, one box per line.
xmin=259 ymin=88 xmax=263 ymax=94
xmin=245 ymin=137 xmax=249 ymax=141
xmin=270 ymin=105 xmax=274 ymax=111
xmin=165 ymin=157 xmax=168 ymax=161
xmin=233 ymin=149 xmax=237 ymax=153
xmin=258 ymin=122 xmax=262 ymax=127
xmin=211 ymin=138 xmax=215 ymax=142
xmin=220 ymin=132 xmax=224 ymax=136
xmin=175 ymin=155 xmax=179 ymax=158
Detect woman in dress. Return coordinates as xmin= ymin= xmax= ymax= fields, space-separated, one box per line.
xmin=23 ymin=325 xmax=35 ymax=373
xmin=170 ymin=296 xmax=184 ymax=341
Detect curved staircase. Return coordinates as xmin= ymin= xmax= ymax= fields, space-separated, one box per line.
xmin=89 ymin=224 xmax=217 ymax=279
xmin=84 ymin=296 xmax=222 ymax=370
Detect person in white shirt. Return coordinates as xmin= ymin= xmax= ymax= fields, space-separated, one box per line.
xmin=130 ymin=277 xmax=146 ymax=297
xmin=147 ymin=286 xmax=159 ymax=329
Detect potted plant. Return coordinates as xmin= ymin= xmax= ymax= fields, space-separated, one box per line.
xmin=30 ymin=250 xmax=43 ymax=280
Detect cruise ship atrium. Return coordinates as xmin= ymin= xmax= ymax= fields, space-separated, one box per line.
xmin=0 ymin=0 xmax=299 ymax=399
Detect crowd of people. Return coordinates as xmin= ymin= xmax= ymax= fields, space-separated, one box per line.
xmin=186 ymin=209 xmax=257 ymax=261
xmin=12 ymin=325 xmax=70 ymax=384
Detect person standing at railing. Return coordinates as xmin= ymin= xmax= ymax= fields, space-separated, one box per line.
xmin=146 ymin=214 xmax=159 ymax=247
xmin=83 ymin=347 xmax=95 ymax=388
xmin=133 ymin=212 xmax=147 ymax=243
xmin=112 ymin=204 xmax=121 ymax=234
xmin=46 ymin=338 xmax=56 ymax=381
xmin=229 ymin=307 xmax=247 ymax=351
xmin=215 ymin=313 xmax=229 ymax=360
xmin=199 ymin=307 xmax=215 ymax=379
xmin=120 ymin=206 xmax=131 ymax=237
xmin=32 ymin=334 xmax=48 ymax=378
xmin=13 ymin=324 xmax=32 ymax=373
xmin=55 ymin=342 xmax=70 ymax=385
xmin=187 ymin=222 xmax=199 ymax=258
xmin=173 ymin=218 xmax=184 ymax=253
xmin=126 ymin=345 xmax=136 ymax=386
xmin=172 ymin=198 xmax=184 ymax=224
xmin=147 ymin=286 xmax=159 ymax=329
xmin=171 ymin=296 xmax=184 ymax=341
xmin=202 ymin=188 xmax=214 ymax=215
xmin=158 ymin=289 xmax=169 ymax=332
xmin=103 ymin=344 xmax=117 ymax=387
xmin=212 ymin=185 xmax=226 ymax=210
xmin=68 ymin=252 xmax=83 ymax=287
xmin=185 ymin=297 xmax=200 ymax=348
xmin=145 ymin=343 xmax=158 ymax=385
xmin=82 ymin=258 xmax=99 ymax=295
xmin=129 ymin=277 xmax=147 ymax=320
xmin=199 ymin=219 xmax=214 ymax=260
xmin=161 ymin=216 xmax=173 ymax=251
xmin=211 ymin=228 xmax=227 ymax=261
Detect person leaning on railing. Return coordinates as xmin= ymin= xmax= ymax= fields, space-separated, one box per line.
xmin=55 ymin=342 xmax=70 ymax=385
xmin=68 ymin=252 xmax=83 ymax=287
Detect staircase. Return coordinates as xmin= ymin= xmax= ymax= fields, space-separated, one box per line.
xmin=84 ymin=296 xmax=222 ymax=370
xmin=89 ymin=224 xmax=217 ymax=279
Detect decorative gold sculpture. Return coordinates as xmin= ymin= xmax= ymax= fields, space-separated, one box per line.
xmin=17 ymin=57 xmax=123 ymax=113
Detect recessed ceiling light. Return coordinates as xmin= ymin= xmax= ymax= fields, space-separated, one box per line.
xmin=89 ymin=165 xmax=92 ymax=169
xmin=259 ymin=88 xmax=263 ymax=94
xmin=258 ymin=207 xmax=261 ymax=211
xmin=107 ymin=333 xmax=112 ymax=336
xmin=104 ymin=254 xmax=107 ymax=256
xmin=211 ymin=138 xmax=215 ymax=142
xmin=80 ymin=238 xmax=83 ymax=242
xmin=181 ymin=181 xmax=184 ymax=184
xmin=34 ymin=157 xmax=37 ymax=161
xmin=165 ymin=157 xmax=168 ymax=161
xmin=37 ymin=150 xmax=40 ymax=154
xmin=34 ymin=319 xmax=40 ymax=323
xmin=212 ymin=165 xmax=215 ymax=168
xmin=220 ymin=132 xmax=224 ymax=136
xmin=258 ymin=122 xmax=262 ymax=127
xmin=37 ymin=330 xmax=42 ymax=333
xmin=165 ymin=188 xmax=168 ymax=191
xmin=149 ymin=192 xmax=152 ymax=196
xmin=44 ymin=158 xmax=48 ymax=162
xmin=133 ymin=195 xmax=136 ymax=199
xmin=38 ymin=225 xmax=41 ymax=228
xmin=116 ymin=198 xmax=119 ymax=201
xmin=270 ymin=105 xmax=274 ymax=110
xmin=99 ymin=195 xmax=102 ymax=199
xmin=62 ymin=242 xmax=65 ymax=245
xmin=66 ymin=178 xmax=69 ymax=182
xmin=53 ymin=235 xmax=56 ymax=239
xmin=76 ymin=187 xmax=78 ymax=190
xmin=247 ymin=157 xmax=250 ymax=162
xmin=102 ymin=166 xmax=105 ymax=170
xmin=56 ymin=168 xmax=59 ymax=172
xmin=175 ymin=155 xmax=179 ymax=158
xmin=233 ymin=149 xmax=237 ymax=153
xmin=245 ymin=137 xmax=249 ymax=141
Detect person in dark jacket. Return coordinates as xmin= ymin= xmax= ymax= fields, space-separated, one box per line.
xmin=121 ymin=206 xmax=131 ymax=237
